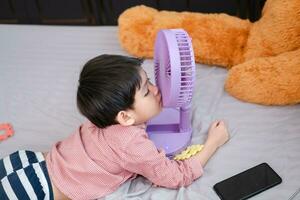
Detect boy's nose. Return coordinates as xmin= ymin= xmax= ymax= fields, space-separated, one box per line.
xmin=149 ymin=84 xmax=159 ymax=96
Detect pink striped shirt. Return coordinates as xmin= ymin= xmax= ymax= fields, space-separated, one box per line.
xmin=46 ymin=121 xmax=203 ymax=200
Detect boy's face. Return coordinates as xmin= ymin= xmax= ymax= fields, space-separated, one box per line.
xmin=131 ymin=69 xmax=162 ymax=125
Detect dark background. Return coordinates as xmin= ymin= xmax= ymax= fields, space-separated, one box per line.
xmin=0 ymin=0 xmax=266 ymax=25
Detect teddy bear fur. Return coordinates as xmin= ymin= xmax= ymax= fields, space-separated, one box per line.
xmin=118 ymin=0 xmax=300 ymax=105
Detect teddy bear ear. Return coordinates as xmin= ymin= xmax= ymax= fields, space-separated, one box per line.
xmin=118 ymin=6 xmax=158 ymax=58
xmin=118 ymin=5 xmax=158 ymax=22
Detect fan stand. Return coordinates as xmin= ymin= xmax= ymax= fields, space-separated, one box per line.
xmin=146 ymin=106 xmax=192 ymax=157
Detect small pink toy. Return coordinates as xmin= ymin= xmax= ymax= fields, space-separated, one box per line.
xmin=0 ymin=123 xmax=14 ymax=141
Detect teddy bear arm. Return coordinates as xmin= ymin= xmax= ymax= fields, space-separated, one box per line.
xmin=225 ymin=48 xmax=300 ymax=105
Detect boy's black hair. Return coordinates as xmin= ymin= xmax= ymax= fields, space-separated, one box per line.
xmin=77 ymin=54 xmax=143 ymax=128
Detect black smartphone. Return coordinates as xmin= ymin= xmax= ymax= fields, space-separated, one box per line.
xmin=213 ymin=163 xmax=282 ymax=200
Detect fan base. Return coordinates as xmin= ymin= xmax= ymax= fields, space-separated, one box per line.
xmin=146 ymin=108 xmax=192 ymax=157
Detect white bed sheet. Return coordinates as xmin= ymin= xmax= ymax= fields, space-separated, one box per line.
xmin=0 ymin=25 xmax=300 ymax=200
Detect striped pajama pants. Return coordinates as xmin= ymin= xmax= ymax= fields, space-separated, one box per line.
xmin=0 ymin=150 xmax=53 ymax=200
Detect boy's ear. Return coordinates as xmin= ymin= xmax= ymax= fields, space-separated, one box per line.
xmin=116 ymin=110 xmax=135 ymax=126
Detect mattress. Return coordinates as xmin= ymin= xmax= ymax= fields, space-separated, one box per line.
xmin=0 ymin=25 xmax=299 ymax=200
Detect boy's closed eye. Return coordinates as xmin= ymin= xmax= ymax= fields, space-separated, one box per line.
xmin=144 ymin=88 xmax=150 ymax=97
xmin=144 ymin=78 xmax=150 ymax=97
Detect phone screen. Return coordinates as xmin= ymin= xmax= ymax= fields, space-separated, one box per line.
xmin=213 ymin=163 xmax=282 ymax=200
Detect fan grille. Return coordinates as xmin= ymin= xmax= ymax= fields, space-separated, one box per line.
xmin=154 ymin=29 xmax=195 ymax=108
xmin=175 ymin=31 xmax=194 ymax=107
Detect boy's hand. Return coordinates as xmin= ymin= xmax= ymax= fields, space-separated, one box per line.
xmin=193 ymin=120 xmax=229 ymax=167
xmin=206 ymin=120 xmax=229 ymax=148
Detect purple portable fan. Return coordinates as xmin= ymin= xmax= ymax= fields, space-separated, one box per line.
xmin=146 ymin=29 xmax=196 ymax=157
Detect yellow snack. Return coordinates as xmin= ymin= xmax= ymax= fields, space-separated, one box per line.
xmin=174 ymin=144 xmax=204 ymax=161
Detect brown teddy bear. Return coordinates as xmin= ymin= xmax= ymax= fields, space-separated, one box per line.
xmin=118 ymin=0 xmax=300 ymax=105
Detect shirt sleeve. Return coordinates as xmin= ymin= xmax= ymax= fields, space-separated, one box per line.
xmin=120 ymin=129 xmax=204 ymax=189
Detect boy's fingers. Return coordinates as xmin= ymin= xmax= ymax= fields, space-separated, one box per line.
xmin=217 ymin=120 xmax=226 ymax=126
xmin=211 ymin=121 xmax=220 ymax=127
xmin=216 ymin=120 xmax=224 ymax=126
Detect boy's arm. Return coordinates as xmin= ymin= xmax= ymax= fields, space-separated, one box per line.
xmin=120 ymin=130 xmax=203 ymax=189
xmin=194 ymin=142 xmax=218 ymax=167
xmin=120 ymin=121 xmax=228 ymax=189
xmin=195 ymin=120 xmax=229 ymax=167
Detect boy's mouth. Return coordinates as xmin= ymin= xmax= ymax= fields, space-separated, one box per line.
xmin=158 ymin=93 xmax=162 ymax=105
